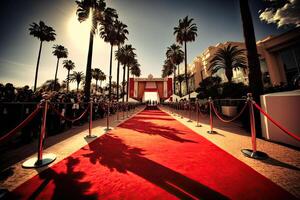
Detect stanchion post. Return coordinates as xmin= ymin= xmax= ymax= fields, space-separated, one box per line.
xmin=196 ymin=100 xmax=202 ymax=127
xmin=116 ymin=102 xmax=120 ymax=121
xmin=22 ymin=98 xmax=56 ymax=168
xmin=241 ymin=93 xmax=268 ymax=159
xmin=207 ymin=97 xmax=217 ymax=134
xmin=180 ymin=102 xmax=184 ymax=119
xmin=104 ymin=100 xmax=112 ymax=131
xmin=187 ymin=101 xmax=192 ymax=122
xmin=86 ymin=99 xmax=97 ymax=138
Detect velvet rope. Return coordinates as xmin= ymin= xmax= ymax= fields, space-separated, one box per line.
xmin=49 ymin=103 xmax=89 ymax=123
xmin=0 ymin=103 xmax=42 ymax=144
xmin=211 ymin=101 xmax=248 ymax=123
xmin=253 ymin=101 xmax=300 ymax=142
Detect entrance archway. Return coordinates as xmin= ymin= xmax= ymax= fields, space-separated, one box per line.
xmin=143 ymin=91 xmax=159 ymax=103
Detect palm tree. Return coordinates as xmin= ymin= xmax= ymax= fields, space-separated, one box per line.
xmin=162 ymin=59 xmax=174 ymax=78
xmin=130 ymin=63 xmax=141 ymax=78
xmin=115 ymin=44 xmax=136 ymax=102
xmin=111 ymin=81 xmax=118 ymax=94
xmin=29 ymin=21 xmax=56 ymax=91
xmin=208 ymin=44 xmax=247 ymax=83
xmin=239 ymin=0 xmax=264 ymax=138
xmin=70 ymin=71 xmax=85 ymax=92
xmin=100 ymin=17 xmax=120 ymax=101
xmin=52 ymin=44 xmax=68 ymax=91
xmin=76 ymin=0 xmax=117 ymax=100
xmin=62 ymin=60 xmax=75 ymax=92
xmin=39 ymin=79 xmax=60 ymax=92
xmin=92 ymin=68 xmax=104 ymax=92
xmin=174 ymin=16 xmax=197 ymax=99
xmin=166 ymin=44 xmax=184 ymax=93
xmin=114 ymin=20 xmax=128 ymax=102
xmin=239 ymin=0 xmax=263 ymax=101
xmin=176 ymin=74 xmax=185 ymax=97
xmin=99 ymin=70 xmax=106 ymax=88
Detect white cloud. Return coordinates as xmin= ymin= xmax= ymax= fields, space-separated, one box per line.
xmin=259 ymin=0 xmax=300 ymax=27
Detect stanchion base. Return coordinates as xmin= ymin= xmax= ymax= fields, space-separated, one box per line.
xmin=187 ymin=119 xmax=193 ymax=122
xmin=104 ymin=127 xmax=113 ymax=132
xmin=207 ymin=130 xmax=217 ymax=134
xmin=180 ymin=116 xmax=183 ymax=119
xmin=241 ymin=149 xmax=268 ymax=160
xmin=196 ymin=124 xmax=202 ymax=127
xmin=85 ymin=135 xmax=97 ymax=139
xmin=22 ymin=153 xmax=56 ymax=168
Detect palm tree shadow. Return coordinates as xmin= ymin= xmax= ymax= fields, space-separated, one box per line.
xmin=8 ymin=157 xmax=97 ymax=200
xmin=120 ymin=118 xmax=197 ymax=143
xmin=259 ymin=157 xmax=300 ymax=171
xmin=83 ymin=133 xmax=229 ymax=200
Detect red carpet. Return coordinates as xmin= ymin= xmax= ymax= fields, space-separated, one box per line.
xmin=8 ymin=109 xmax=297 ymax=200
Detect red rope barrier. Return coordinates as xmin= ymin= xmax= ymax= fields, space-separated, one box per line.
xmin=49 ymin=103 xmax=89 ymax=123
xmin=0 ymin=104 xmax=42 ymax=144
xmin=211 ymin=101 xmax=248 ymax=123
xmin=253 ymin=101 xmax=300 ymax=142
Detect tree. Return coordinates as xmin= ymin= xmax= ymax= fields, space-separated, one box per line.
xmin=100 ymin=16 xmax=120 ymax=102
xmin=174 ymin=16 xmax=197 ymax=99
xmin=166 ymin=44 xmax=184 ymax=93
xmin=176 ymin=74 xmax=185 ymax=97
xmin=113 ymin=20 xmax=128 ymax=102
xmin=52 ymin=44 xmax=68 ymax=91
xmin=70 ymin=71 xmax=85 ymax=92
xmin=92 ymin=68 xmax=104 ymax=92
xmin=239 ymin=0 xmax=264 ymax=100
xmin=99 ymin=70 xmax=106 ymax=88
xmin=76 ymin=0 xmax=117 ymax=101
xmin=208 ymin=44 xmax=247 ymax=83
xmin=29 ymin=21 xmax=56 ymax=91
xmin=39 ymin=79 xmax=60 ymax=92
xmin=63 ymin=60 xmax=75 ymax=92
xmin=162 ymin=59 xmax=174 ymax=78
xmin=239 ymin=0 xmax=264 ymax=137
xmin=115 ymin=44 xmax=136 ymax=102
xmin=130 ymin=62 xmax=141 ymax=78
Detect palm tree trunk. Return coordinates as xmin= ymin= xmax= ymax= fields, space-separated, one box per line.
xmin=34 ymin=40 xmax=43 ymax=92
xmin=83 ymin=18 xmax=96 ymax=101
xmin=179 ymin=82 xmax=182 ymax=97
xmin=109 ymin=44 xmax=113 ymax=102
xmin=239 ymin=0 xmax=263 ymax=100
xmin=77 ymin=83 xmax=79 ymax=92
xmin=239 ymin=0 xmax=264 ymax=137
xmin=67 ymin=69 xmax=70 ymax=92
xmin=184 ymin=41 xmax=189 ymax=99
xmin=126 ymin=65 xmax=130 ymax=102
xmin=116 ymin=45 xmax=120 ymax=102
xmin=53 ymin=58 xmax=60 ymax=91
xmin=95 ymin=79 xmax=98 ymax=92
xmin=173 ymin=66 xmax=176 ymax=95
xmin=122 ymin=65 xmax=126 ymax=103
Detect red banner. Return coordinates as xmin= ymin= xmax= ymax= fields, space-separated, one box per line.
xmin=167 ymin=78 xmax=173 ymax=98
xmin=129 ymin=78 xmax=134 ymax=98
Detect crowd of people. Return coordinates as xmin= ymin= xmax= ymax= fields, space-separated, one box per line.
xmin=0 ymin=83 xmax=136 ymax=149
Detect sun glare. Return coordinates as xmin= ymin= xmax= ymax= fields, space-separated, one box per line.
xmin=68 ymin=13 xmax=92 ymax=49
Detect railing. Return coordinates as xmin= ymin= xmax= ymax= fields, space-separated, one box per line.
xmin=162 ymin=93 xmax=300 ymax=160
xmin=0 ymin=97 xmax=143 ymax=168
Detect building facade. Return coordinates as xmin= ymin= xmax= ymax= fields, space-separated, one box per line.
xmin=178 ymin=28 xmax=300 ymax=95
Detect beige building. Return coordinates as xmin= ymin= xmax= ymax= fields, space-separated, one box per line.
xmin=179 ymin=28 xmax=300 ymax=95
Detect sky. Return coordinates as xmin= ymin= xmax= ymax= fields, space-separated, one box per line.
xmin=0 ymin=0 xmax=287 ymax=90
